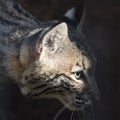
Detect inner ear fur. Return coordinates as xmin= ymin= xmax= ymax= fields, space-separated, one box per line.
xmin=36 ymin=22 xmax=68 ymax=52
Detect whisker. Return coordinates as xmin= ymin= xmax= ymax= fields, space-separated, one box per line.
xmin=90 ymin=104 xmax=95 ymax=120
xmin=24 ymin=92 xmax=33 ymax=102
xmin=77 ymin=110 xmax=82 ymax=120
xmin=70 ymin=106 xmax=75 ymax=120
xmin=53 ymin=102 xmax=71 ymax=120
xmin=53 ymin=106 xmax=66 ymax=120
xmin=81 ymin=108 xmax=87 ymax=120
xmin=74 ymin=108 xmax=78 ymax=120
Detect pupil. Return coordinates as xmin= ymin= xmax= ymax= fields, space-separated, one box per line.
xmin=75 ymin=71 xmax=84 ymax=79
xmin=76 ymin=72 xmax=80 ymax=76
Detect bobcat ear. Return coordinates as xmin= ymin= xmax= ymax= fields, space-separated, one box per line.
xmin=36 ymin=22 xmax=68 ymax=55
xmin=63 ymin=1 xmax=86 ymax=31
xmin=64 ymin=7 xmax=76 ymax=21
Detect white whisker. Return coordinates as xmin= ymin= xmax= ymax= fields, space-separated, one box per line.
xmin=70 ymin=106 xmax=75 ymax=120
xmin=53 ymin=102 xmax=71 ymax=120
xmin=53 ymin=106 xmax=66 ymax=120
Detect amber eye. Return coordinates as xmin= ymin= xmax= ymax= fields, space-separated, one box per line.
xmin=74 ymin=71 xmax=84 ymax=80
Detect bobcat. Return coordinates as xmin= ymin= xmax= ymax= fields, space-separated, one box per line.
xmin=0 ymin=0 xmax=100 ymax=111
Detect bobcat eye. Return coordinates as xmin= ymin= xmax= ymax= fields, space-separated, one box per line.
xmin=74 ymin=71 xmax=84 ymax=80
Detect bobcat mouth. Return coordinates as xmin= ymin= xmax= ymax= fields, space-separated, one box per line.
xmin=63 ymin=98 xmax=91 ymax=111
xmin=72 ymin=94 xmax=92 ymax=110
xmin=61 ymin=94 xmax=92 ymax=111
xmin=74 ymin=98 xmax=91 ymax=107
xmin=67 ymin=99 xmax=91 ymax=111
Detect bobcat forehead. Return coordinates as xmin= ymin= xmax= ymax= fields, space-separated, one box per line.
xmin=71 ymin=65 xmax=83 ymax=73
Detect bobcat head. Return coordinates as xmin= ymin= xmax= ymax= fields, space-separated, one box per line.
xmin=18 ymin=21 xmax=99 ymax=110
xmin=3 ymin=3 xmax=100 ymax=110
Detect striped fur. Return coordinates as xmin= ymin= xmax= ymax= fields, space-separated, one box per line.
xmin=0 ymin=0 xmax=100 ymax=111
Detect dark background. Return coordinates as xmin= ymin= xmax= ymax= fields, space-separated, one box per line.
xmin=0 ymin=0 xmax=120 ymax=120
